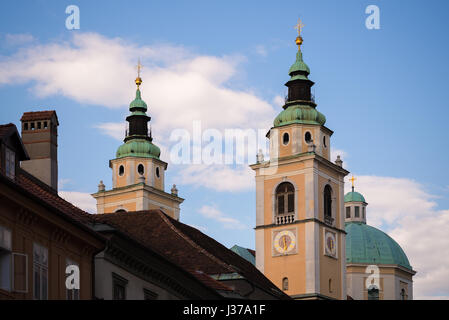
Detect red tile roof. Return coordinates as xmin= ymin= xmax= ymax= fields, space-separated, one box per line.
xmin=14 ymin=169 xmax=92 ymax=224
xmin=20 ymin=110 xmax=58 ymax=123
xmin=0 ymin=123 xmax=16 ymax=139
xmin=190 ymin=270 xmax=233 ymax=292
xmin=91 ymin=210 xmax=290 ymax=299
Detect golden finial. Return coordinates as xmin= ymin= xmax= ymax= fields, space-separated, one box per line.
xmin=294 ymin=18 xmax=305 ymax=50
xmin=349 ymin=176 xmax=356 ymax=192
xmin=135 ymin=58 xmax=143 ymax=88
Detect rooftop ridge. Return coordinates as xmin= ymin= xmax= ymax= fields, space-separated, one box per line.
xmin=157 ymin=210 xmax=235 ymax=273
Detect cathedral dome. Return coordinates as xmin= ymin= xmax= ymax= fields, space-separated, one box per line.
xmin=345 ymin=222 xmax=412 ymax=270
xmin=344 ymin=191 xmax=366 ymax=203
xmin=116 ymin=139 xmax=160 ymax=159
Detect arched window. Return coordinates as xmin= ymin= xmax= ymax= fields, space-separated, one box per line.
xmin=368 ymin=288 xmax=379 ymax=300
xmin=400 ymin=288 xmax=407 ymax=300
xmin=324 ymin=185 xmax=333 ymax=222
xmin=276 ymin=182 xmax=295 ymax=215
xmin=282 ymin=277 xmax=289 ymax=291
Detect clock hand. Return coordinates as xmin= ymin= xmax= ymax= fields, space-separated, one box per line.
xmin=283 ymin=236 xmax=287 ymax=251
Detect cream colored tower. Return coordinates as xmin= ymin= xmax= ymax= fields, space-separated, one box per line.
xmin=250 ymin=24 xmax=349 ymax=299
xmin=92 ymin=70 xmax=183 ymax=219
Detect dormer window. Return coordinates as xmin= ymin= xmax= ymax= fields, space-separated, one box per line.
xmin=5 ymin=147 xmax=15 ymax=179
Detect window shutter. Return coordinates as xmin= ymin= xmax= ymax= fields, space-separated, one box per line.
xmin=12 ymin=253 xmax=28 ymax=293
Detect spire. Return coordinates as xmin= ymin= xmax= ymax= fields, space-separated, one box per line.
xmin=135 ymin=58 xmax=143 ymax=88
xmin=273 ymin=18 xmax=326 ymax=128
xmin=124 ymin=60 xmax=151 ymax=142
xmin=294 ymin=18 xmax=305 ymax=51
xmin=284 ymin=18 xmax=314 ymax=106
xmin=116 ymin=61 xmax=161 ymax=159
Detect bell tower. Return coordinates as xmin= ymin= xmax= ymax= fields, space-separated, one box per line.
xmin=250 ymin=20 xmax=349 ymax=300
xmin=92 ymin=62 xmax=183 ymax=219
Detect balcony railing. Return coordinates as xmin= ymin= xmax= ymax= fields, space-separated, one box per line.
xmin=276 ymin=214 xmax=295 ymax=225
xmin=324 ymin=215 xmax=334 ymax=226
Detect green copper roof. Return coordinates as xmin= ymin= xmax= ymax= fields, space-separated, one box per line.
xmin=288 ymin=50 xmax=310 ymax=79
xmin=230 ymin=245 xmax=255 ymax=265
xmin=129 ymin=88 xmax=147 ymax=111
xmin=345 ymin=222 xmax=412 ymax=270
xmin=345 ymin=191 xmax=366 ymax=203
xmin=116 ymin=138 xmax=160 ymax=159
xmin=274 ymin=104 xmax=326 ymax=127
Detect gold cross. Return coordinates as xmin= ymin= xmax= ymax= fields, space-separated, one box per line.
xmin=294 ymin=18 xmax=305 ymax=36
xmin=349 ymin=176 xmax=356 ymax=188
xmin=136 ymin=58 xmax=143 ymax=78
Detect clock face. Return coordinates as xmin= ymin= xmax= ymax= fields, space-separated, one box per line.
xmin=273 ymin=230 xmax=296 ymax=255
xmin=325 ymin=231 xmax=337 ymax=257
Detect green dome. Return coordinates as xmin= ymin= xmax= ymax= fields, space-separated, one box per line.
xmin=345 ymin=191 xmax=366 ymax=203
xmin=274 ymin=104 xmax=326 ymax=127
xmin=345 ymin=222 xmax=412 ymax=270
xmin=129 ymin=89 xmax=147 ymax=111
xmin=116 ymin=139 xmax=160 ymax=159
xmin=288 ymin=50 xmax=310 ymax=80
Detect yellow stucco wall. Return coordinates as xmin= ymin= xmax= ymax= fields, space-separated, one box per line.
xmin=263 ymin=224 xmax=307 ymax=295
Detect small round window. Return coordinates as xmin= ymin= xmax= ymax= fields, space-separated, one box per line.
xmin=137 ymin=164 xmax=144 ymax=175
xmin=118 ymin=165 xmax=125 ymax=176
xmin=305 ymin=131 xmax=312 ymax=143
xmin=282 ymin=132 xmax=290 ymax=145
xmin=156 ymin=167 xmax=160 ymax=178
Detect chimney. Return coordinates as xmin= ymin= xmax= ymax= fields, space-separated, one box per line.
xmin=20 ymin=111 xmax=59 ymax=191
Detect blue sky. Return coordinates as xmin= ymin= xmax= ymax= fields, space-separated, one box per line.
xmin=1 ymin=1 xmax=449 ymax=299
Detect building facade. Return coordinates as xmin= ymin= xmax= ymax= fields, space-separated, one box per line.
xmin=0 ymin=122 xmax=105 ymax=300
xmin=250 ymin=28 xmax=349 ymax=300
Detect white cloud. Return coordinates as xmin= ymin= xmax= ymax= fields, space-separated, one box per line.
xmin=198 ymin=205 xmax=247 ymax=230
xmin=176 ymin=164 xmax=254 ymax=192
xmin=94 ymin=122 xmax=126 ymax=141
xmin=3 ymin=33 xmax=35 ymax=46
xmin=272 ymin=95 xmax=285 ymax=108
xmin=58 ymin=191 xmax=97 ymax=214
xmin=347 ymin=175 xmax=449 ymax=300
xmin=0 ymin=32 xmax=275 ymax=192
xmin=0 ymin=32 xmax=275 ymax=135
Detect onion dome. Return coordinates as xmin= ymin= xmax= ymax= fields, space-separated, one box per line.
xmin=274 ymin=104 xmax=326 ymax=127
xmin=273 ymin=25 xmax=326 ymax=128
xmin=129 ymin=88 xmax=147 ymax=111
xmin=116 ymin=138 xmax=160 ymax=159
xmin=115 ymin=67 xmax=161 ymax=159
